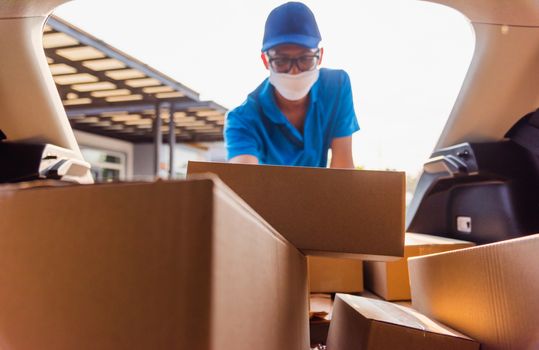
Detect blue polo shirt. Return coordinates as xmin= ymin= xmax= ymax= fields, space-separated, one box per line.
xmin=224 ymin=68 xmax=359 ymax=167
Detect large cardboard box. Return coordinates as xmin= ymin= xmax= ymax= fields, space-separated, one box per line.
xmin=309 ymin=256 xmax=363 ymax=293
xmin=0 ymin=177 xmax=309 ymax=350
xmin=364 ymin=233 xmax=474 ymax=300
xmin=409 ymin=234 xmax=539 ymax=350
xmin=327 ymin=294 xmax=479 ymax=350
xmin=187 ymin=161 xmax=405 ymax=260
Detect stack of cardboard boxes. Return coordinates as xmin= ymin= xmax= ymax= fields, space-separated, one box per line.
xmin=189 ymin=162 xmax=539 ymax=350
xmin=0 ymin=161 xmax=406 ymax=349
xmin=1 ymin=161 xmax=534 ymax=349
xmin=187 ymin=162 xmax=487 ymax=349
xmin=305 ymin=231 xmax=480 ymax=348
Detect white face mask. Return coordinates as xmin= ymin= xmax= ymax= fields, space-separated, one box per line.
xmin=269 ymin=68 xmax=320 ymax=101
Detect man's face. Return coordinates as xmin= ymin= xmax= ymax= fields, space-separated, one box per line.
xmin=262 ymin=44 xmax=323 ymax=75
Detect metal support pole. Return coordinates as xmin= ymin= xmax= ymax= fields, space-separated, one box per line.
xmin=169 ymin=104 xmax=176 ymax=179
xmin=153 ymin=103 xmax=162 ymax=178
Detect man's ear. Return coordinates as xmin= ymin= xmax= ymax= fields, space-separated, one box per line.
xmin=261 ymin=52 xmax=270 ymax=70
xmin=318 ymin=47 xmax=324 ymax=66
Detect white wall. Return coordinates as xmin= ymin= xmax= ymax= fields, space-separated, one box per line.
xmin=133 ymin=143 xmax=154 ymax=179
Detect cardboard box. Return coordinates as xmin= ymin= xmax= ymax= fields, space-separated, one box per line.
xmin=309 ymin=256 xmax=363 ymax=293
xmin=364 ymin=233 xmax=474 ymax=300
xmin=187 ymin=161 xmax=405 ymax=260
xmin=0 ymin=177 xmax=309 ymax=350
xmin=327 ymin=294 xmax=479 ymax=350
xmin=409 ymin=234 xmax=539 ymax=350
xmin=309 ymin=293 xmax=333 ymax=346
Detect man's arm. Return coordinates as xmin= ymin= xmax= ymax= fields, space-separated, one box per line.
xmin=229 ymin=155 xmax=259 ymax=164
xmin=330 ymin=136 xmax=354 ymax=169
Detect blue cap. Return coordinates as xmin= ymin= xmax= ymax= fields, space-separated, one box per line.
xmin=262 ymin=2 xmax=321 ymax=52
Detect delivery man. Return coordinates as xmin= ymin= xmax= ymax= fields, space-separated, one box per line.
xmin=224 ymin=2 xmax=359 ymax=168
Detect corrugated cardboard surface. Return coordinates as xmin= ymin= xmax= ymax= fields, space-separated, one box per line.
xmin=308 ymin=256 xmax=363 ymax=293
xmin=309 ymin=294 xmax=333 ymax=346
xmin=327 ymin=294 xmax=479 ymax=350
xmin=0 ymin=178 xmax=309 ymax=350
xmin=364 ymin=233 xmax=474 ymax=300
xmin=187 ymin=161 xmax=405 ymax=260
xmin=409 ymin=233 xmax=539 ymax=350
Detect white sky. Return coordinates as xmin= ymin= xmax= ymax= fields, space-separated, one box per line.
xmin=55 ymin=0 xmax=475 ymax=174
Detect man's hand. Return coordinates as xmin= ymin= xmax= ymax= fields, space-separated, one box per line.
xmin=229 ymin=155 xmax=259 ymax=164
xmin=330 ymin=136 xmax=355 ymax=169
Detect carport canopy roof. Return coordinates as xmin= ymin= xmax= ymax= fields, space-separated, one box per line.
xmin=45 ymin=16 xmax=227 ymax=143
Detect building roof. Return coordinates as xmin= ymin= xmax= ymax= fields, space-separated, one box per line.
xmin=44 ymin=16 xmax=226 ymax=143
